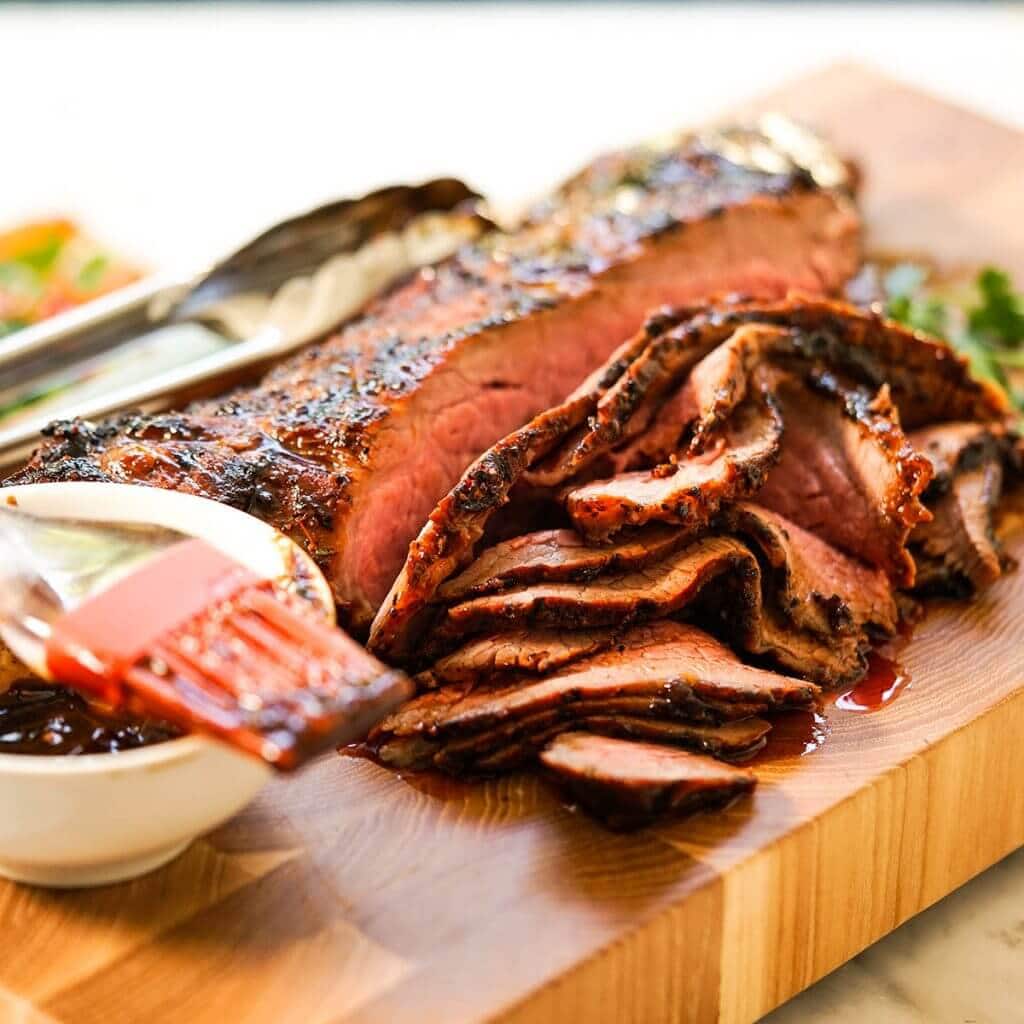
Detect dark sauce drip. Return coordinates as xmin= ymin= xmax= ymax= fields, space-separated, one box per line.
xmin=755 ymin=623 xmax=916 ymax=762
xmin=834 ymin=652 xmax=911 ymax=713
xmin=0 ymin=680 xmax=180 ymax=756
xmin=833 ymin=617 xmax=915 ymax=714
xmin=749 ymin=710 xmax=831 ymax=765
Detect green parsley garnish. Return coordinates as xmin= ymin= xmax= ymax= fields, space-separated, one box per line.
xmin=968 ymin=268 xmax=1024 ymax=350
xmin=884 ymin=265 xmax=948 ymax=337
xmin=885 ymin=264 xmax=1024 ymax=414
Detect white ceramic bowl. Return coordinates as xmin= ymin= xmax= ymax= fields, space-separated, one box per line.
xmin=0 ymin=482 xmax=335 ymax=888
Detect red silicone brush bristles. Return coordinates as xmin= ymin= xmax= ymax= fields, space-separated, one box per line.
xmin=44 ymin=539 xmax=412 ymax=769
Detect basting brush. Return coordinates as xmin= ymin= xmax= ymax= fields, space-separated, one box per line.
xmin=0 ymin=506 xmax=412 ymax=769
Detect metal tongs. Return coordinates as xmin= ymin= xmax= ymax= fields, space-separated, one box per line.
xmin=0 ymin=179 xmax=490 ymax=469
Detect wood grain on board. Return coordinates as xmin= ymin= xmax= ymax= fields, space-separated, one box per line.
xmin=5 ymin=64 xmax=1024 ymax=1024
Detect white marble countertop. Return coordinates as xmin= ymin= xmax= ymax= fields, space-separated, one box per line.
xmin=2 ymin=4 xmax=1023 ymax=1020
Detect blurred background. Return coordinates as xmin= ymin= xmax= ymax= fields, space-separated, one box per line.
xmin=1 ymin=2 xmax=1022 ymax=274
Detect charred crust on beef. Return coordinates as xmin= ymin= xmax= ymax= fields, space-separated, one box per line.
xmin=12 ymin=130 xmax=862 ymax=633
xmin=908 ymin=422 xmax=1020 ymax=596
xmin=371 ymin=288 xmax=1014 ymax=823
xmin=372 ymin=295 xmax=987 ymax=658
xmin=722 ymin=502 xmax=897 ymax=639
xmin=690 ymin=297 xmax=1008 ymax=430
xmin=563 ymin=395 xmax=783 ymax=541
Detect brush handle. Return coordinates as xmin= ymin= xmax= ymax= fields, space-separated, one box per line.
xmin=0 ymin=509 xmax=48 ymax=617
xmin=0 ymin=512 xmax=66 ymax=677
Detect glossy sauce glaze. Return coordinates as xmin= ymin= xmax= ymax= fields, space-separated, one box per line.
xmin=834 ymin=651 xmax=912 ymax=713
xmin=749 ymin=710 xmax=831 ymax=765
xmin=753 ymin=623 xmax=916 ymax=763
xmin=0 ymin=679 xmax=180 ymax=756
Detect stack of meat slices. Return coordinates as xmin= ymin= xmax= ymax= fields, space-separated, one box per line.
xmin=367 ymin=297 xmax=1018 ymax=828
xmin=377 ymin=622 xmax=816 ymax=775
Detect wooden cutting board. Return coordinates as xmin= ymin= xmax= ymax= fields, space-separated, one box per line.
xmin=5 ymin=64 xmax=1024 ymax=1024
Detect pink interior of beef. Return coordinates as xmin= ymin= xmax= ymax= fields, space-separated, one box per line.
xmin=756 ymin=384 xmax=895 ymax=572
xmin=340 ymin=195 xmax=860 ymax=617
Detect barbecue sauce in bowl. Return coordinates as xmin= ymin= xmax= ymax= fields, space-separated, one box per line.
xmin=0 ymin=679 xmax=180 ymax=756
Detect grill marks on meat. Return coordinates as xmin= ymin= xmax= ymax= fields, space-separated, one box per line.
xmin=10 ymin=128 xmax=862 ymax=632
xmin=909 ymin=423 xmax=1019 ymax=596
xmin=371 ymin=386 xmax=607 ymax=660
xmin=427 ymin=628 xmax=617 ymax=685
xmin=414 ymin=498 xmax=897 ymax=687
xmin=742 ymin=605 xmax=866 ymax=687
xmin=437 ymin=536 xmax=753 ymax=646
xmin=539 ymin=733 xmax=756 ymax=831
xmin=437 ymin=525 xmax=684 ymax=601
xmin=920 ymin=465 xmax=1004 ymax=592
xmin=424 ymin=620 xmax=818 ymax=724
xmin=367 ymin=320 xmax=675 ymax=659
xmin=683 ymin=297 xmax=1007 ymax=432
xmin=12 ymin=418 xmax=347 ymax=577
xmin=666 ymin=310 xmax=939 ymax=584
xmin=724 ymin=503 xmax=897 ymax=638
xmin=549 ymin=313 xmax=745 ymax=481
xmin=428 ymin=529 xmax=872 ymax=684
xmin=385 ymin=709 xmax=771 ymax=775
xmin=564 ymin=394 xmax=782 ymax=540
xmin=559 ymin=297 xmax=1004 ymax=483
xmin=696 ymin=538 xmax=873 ymax=685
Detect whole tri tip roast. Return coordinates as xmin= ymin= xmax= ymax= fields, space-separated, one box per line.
xmin=366 ymin=296 xmax=1019 ymax=828
xmin=9 ymin=118 xmax=861 ymax=632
